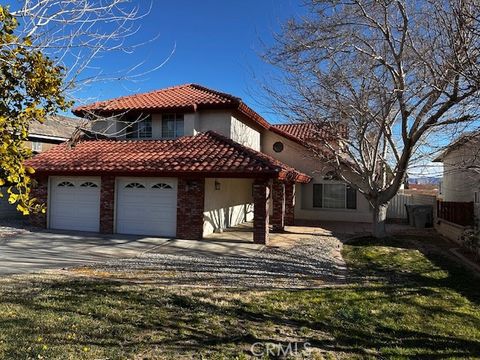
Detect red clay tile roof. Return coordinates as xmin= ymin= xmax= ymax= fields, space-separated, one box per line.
xmin=271 ymin=123 xmax=347 ymax=145
xmin=25 ymin=131 xmax=311 ymax=183
xmin=73 ymin=84 xmax=270 ymax=129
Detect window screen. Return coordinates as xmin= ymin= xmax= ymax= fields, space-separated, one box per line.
xmin=312 ymin=183 xmax=357 ymax=209
xmin=323 ymin=184 xmax=346 ymax=208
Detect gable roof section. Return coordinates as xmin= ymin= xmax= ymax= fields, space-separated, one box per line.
xmin=73 ymin=84 xmax=270 ymax=129
xmin=25 ymin=131 xmax=311 ymax=183
xmin=272 ymin=123 xmax=346 ymax=142
xmin=433 ymin=130 xmax=480 ymax=162
xmin=29 ymin=115 xmax=80 ymax=140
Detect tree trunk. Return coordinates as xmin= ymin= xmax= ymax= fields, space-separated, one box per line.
xmin=372 ymin=203 xmax=388 ymax=238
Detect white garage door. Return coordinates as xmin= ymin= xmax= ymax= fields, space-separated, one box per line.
xmin=49 ymin=177 xmax=101 ymax=232
xmin=116 ymin=177 xmax=177 ymax=237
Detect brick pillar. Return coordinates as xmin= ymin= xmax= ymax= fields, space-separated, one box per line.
xmin=30 ymin=176 xmax=48 ymax=228
xmin=100 ymin=175 xmax=115 ymax=234
xmin=177 ymin=178 xmax=205 ymax=240
xmin=253 ymin=179 xmax=270 ymax=245
xmin=285 ymin=182 xmax=295 ymax=226
xmin=271 ymin=179 xmax=285 ymax=232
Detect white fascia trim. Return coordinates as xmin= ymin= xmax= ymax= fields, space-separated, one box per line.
xmin=28 ymin=134 xmax=69 ymax=142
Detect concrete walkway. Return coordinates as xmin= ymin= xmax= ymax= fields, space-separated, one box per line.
xmin=0 ymin=230 xmax=264 ymax=275
xmin=204 ymin=220 xmax=430 ymax=244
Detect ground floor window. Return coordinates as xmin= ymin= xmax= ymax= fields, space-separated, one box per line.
xmin=313 ymin=183 xmax=357 ymax=209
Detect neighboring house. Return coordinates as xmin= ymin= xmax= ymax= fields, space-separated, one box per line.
xmin=26 ymin=84 xmax=373 ymax=244
xmin=434 ymin=131 xmax=480 ymax=203
xmin=0 ymin=115 xmax=79 ymax=218
xmin=26 ymin=115 xmax=79 ymax=154
xmin=434 ymin=132 xmax=480 ymax=241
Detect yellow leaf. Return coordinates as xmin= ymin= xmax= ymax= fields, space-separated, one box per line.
xmin=8 ymin=194 xmax=18 ymax=204
xmin=16 ymin=204 xmax=29 ymax=215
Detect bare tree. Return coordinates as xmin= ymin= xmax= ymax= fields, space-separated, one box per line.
xmin=11 ymin=0 xmax=168 ymax=99
xmin=11 ymin=1 xmax=174 ymax=144
xmin=0 ymin=1 xmax=166 ymax=212
xmin=263 ymin=0 xmax=480 ymax=237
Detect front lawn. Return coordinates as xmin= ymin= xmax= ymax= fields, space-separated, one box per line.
xmin=0 ymin=236 xmax=478 ymax=359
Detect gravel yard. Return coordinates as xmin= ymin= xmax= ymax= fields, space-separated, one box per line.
xmin=73 ymin=234 xmax=347 ymax=288
xmin=0 ymin=218 xmax=348 ymax=285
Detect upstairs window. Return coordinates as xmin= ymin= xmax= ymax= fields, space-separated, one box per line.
xmin=162 ymin=114 xmax=184 ymax=138
xmin=126 ymin=115 xmax=152 ymax=139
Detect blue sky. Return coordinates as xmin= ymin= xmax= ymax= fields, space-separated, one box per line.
xmin=72 ymin=0 xmax=305 ymax=123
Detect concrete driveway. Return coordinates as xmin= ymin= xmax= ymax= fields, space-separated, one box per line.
xmin=0 ymin=230 xmax=264 ymax=275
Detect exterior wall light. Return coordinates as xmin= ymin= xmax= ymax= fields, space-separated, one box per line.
xmin=215 ymin=180 xmax=221 ymax=190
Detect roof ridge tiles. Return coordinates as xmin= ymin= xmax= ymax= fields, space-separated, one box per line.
xmin=71 ymin=83 xmax=271 ymax=130
xmin=188 ymin=84 xmax=241 ymax=103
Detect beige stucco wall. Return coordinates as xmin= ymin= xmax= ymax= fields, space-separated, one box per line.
xmin=198 ymin=110 xmax=261 ymax=150
xmin=184 ymin=112 xmax=200 ymax=136
xmin=441 ymin=144 xmax=480 ymax=202
xmin=197 ymin=110 xmax=232 ymax=137
xmin=230 ymin=114 xmax=261 ymax=151
xmin=262 ymin=130 xmax=373 ymax=223
xmin=203 ymin=178 xmax=254 ymax=236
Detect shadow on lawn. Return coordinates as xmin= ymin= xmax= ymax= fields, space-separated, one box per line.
xmin=0 ymin=274 xmax=479 ymax=358
xmin=0 ymin=235 xmax=479 ymax=358
xmin=345 ymin=236 xmax=480 ymax=305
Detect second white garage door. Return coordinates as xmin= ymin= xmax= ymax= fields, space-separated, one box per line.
xmin=116 ymin=177 xmax=177 ymax=237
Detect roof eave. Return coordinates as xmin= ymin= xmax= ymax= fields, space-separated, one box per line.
xmin=278 ymin=170 xmax=312 ymax=184
xmin=29 ymin=169 xmax=280 ymax=179
xmin=31 ymin=168 xmax=312 ymax=183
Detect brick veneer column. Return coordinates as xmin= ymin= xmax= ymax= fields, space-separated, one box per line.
xmin=30 ymin=176 xmax=48 ymax=228
xmin=253 ymin=179 xmax=270 ymax=245
xmin=271 ymin=179 xmax=285 ymax=232
xmin=177 ymin=177 xmax=205 ymax=240
xmin=285 ymin=182 xmax=296 ymax=226
xmin=100 ymin=175 xmax=115 ymax=234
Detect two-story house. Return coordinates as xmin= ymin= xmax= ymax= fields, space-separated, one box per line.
xmin=26 ymin=84 xmax=372 ymax=244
